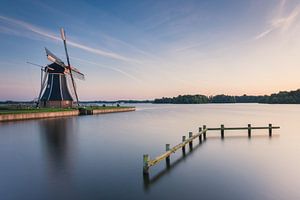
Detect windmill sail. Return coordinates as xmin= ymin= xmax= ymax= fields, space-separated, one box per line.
xmin=45 ymin=48 xmax=85 ymax=80
xmin=45 ymin=48 xmax=65 ymax=67
xmin=60 ymin=27 xmax=80 ymax=106
xmin=66 ymin=66 xmax=85 ymax=80
xmin=37 ymin=71 xmax=48 ymax=102
xmin=66 ymin=74 xmax=77 ymax=101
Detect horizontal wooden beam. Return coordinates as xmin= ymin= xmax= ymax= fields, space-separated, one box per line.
xmin=147 ymin=129 xmax=207 ymax=168
xmin=207 ymin=126 xmax=280 ymax=131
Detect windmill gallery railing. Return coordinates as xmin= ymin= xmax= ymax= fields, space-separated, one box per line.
xmin=143 ymin=124 xmax=280 ymax=174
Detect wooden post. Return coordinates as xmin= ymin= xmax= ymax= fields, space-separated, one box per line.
xmin=221 ymin=124 xmax=224 ymax=139
xmin=166 ymin=144 xmax=170 ymax=166
xmin=199 ymin=127 xmax=202 ymax=142
xmin=189 ymin=132 xmax=193 ymax=149
xmin=143 ymin=154 xmax=149 ymax=174
xmin=166 ymin=144 xmax=170 ymax=152
xmin=269 ymin=123 xmax=272 ymax=137
xmin=248 ymin=124 xmax=251 ymax=138
xmin=203 ymin=125 xmax=207 ymax=140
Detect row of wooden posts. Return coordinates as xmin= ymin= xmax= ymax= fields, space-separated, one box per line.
xmin=143 ymin=124 xmax=280 ymax=174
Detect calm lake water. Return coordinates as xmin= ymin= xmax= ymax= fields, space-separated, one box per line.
xmin=0 ymin=104 xmax=300 ymax=200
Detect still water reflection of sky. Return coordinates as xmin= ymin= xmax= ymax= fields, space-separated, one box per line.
xmin=0 ymin=104 xmax=299 ymax=200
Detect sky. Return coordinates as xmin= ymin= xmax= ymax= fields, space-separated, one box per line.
xmin=0 ymin=0 xmax=300 ymax=101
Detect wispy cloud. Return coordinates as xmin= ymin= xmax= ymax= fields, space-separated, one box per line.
xmin=254 ymin=1 xmax=300 ymax=40
xmin=69 ymin=56 xmax=141 ymax=82
xmin=254 ymin=29 xmax=274 ymax=40
xmin=0 ymin=15 xmax=139 ymax=63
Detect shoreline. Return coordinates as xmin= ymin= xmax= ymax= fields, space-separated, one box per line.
xmin=0 ymin=107 xmax=135 ymax=122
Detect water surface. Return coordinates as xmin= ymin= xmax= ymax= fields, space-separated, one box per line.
xmin=0 ymin=104 xmax=299 ymax=200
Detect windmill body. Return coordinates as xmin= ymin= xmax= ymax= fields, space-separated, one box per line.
xmin=40 ymin=63 xmax=74 ymax=108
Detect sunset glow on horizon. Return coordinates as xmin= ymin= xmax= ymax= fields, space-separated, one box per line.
xmin=1 ymin=0 xmax=300 ymax=101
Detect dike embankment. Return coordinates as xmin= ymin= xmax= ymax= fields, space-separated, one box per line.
xmin=0 ymin=107 xmax=136 ymax=122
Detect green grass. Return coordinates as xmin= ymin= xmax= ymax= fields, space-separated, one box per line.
xmin=0 ymin=105 xmax=135 ymax=115
xmin=0 ymin=107 xmax=76 ymax=115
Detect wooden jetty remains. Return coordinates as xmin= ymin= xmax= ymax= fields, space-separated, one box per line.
xmin=143 ymin=124 xmax=280 ymax=174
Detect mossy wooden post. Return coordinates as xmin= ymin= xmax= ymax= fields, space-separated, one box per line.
xmin=248 ymin=124 xmax=251 ymax=138
xmin=182 ymin=136 xmax=186 ymax=154
xmin=221 ymin=124 xmax=225 ymax=139
xmin=269 ymin=123 xmax=272 ymax=137
xmin=165 ymin=144 xmax=170 ymax=166
xmin=199 ymin=127 xmax=202 ymax=143
xmin=143 ymin=154 xmax=149 ymax=174
xmin=189 ymin=132 xmax=193 ymax=149
xmin=203 ymin=125 xmax=207 ymax=140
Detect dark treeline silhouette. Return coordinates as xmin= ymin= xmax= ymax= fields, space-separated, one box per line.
xmin=83 ymin=100 xmax=153 ymax=104
xmin=153 ymin=89 xmax=300 ymax=104
xmin=0 ymin=100 xmax=153 ymax=104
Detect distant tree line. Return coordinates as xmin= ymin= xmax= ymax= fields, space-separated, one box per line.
xmin=153 ymin=89 xmax=300 ymax=104
xmin=82 ymin=100 xmax=154 ymax=104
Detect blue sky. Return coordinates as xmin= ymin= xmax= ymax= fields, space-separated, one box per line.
xmin=0 ymin=0 xmax=300 ymax=100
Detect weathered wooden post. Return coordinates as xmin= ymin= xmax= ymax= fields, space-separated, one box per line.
xmin=248 ymin=124 xmax=251 ymax=138
xmin=269 ymin=123 xmax=272 ymax=137
xmin=221 ymin=124 xmax=224 ymax=139
xmin=166 ymin=144 xmax=170 ymax=166
xmin=199 ymin=127 xmax=202 ymax=143
xmin=203 ymin=125 xmax=207 ymax=140
xmin=182 ymin=136 xmax=186 ymax=154
xmin=189 ymin=132 xmax=193 ymax=149
xmin=166 ymin=143 xmax=170 ymax=153
xmin=143 ymin=154 xmax=149 ymax=174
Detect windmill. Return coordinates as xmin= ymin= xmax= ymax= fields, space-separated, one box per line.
xmin=36 ymin=28 xmax=85 ymax=108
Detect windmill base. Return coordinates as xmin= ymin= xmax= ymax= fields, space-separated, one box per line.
xmin=39 ymin=100 xmax=74 ymax=108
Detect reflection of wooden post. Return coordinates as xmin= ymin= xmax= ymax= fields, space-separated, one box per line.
xmin=248 ymin=124 xmax=251 ymax=138
xmin=143 ymin=154 xmax=149 ymax=174
xmin=221 ymin=124 xmax=224 ymax=139
xmin=203 ymin=125 xmax=207 ymax=140
xmin=269 ymin=124 xmax=272 ymax=137
xmin=199 ymin=127 xmax=202 ymax=142
xmin=189 ymin=132 xmax=193 ymax=149
xmin=182 ymin=136 xmax=186 ymax=153
xmin=143 ymin=172 xmax=150 ymax=190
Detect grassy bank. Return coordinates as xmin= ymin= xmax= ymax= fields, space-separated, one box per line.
xmin=0 ymin=107 xmax=76 ymax=115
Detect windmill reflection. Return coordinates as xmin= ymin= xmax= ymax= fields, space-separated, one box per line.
xmin=39 ymin=118 xmax=75 ymax=175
